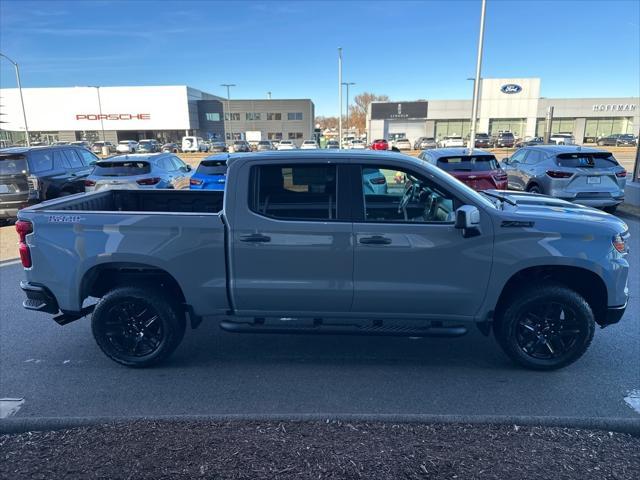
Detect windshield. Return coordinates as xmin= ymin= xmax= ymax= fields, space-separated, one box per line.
xmin=92 ymin=161 xmax=151 ymax=176
xmin=437 ymin=155 xmax=499 ymax=171
xmin=0 ymin=154 xmax=28 ymax=175
xmin=196 ymin=159 xmax=227 ymax=175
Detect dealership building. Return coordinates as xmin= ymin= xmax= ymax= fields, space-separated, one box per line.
xmin=0 ymin=85 xmax=315 ymax=146
xmin=367 ymin=78 xmax=639 ymax=145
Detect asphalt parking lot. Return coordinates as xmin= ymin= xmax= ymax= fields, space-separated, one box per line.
xmin=0 ymin=212 xmax=638 ymax=421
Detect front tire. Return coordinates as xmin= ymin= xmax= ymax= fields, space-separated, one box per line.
xmin=603 ymin=205 xmax=618 ymax=214
xmin=494 ymin=284 xmax=595 ymax=370
xmin=92 ymin=286 xmax=186 ymax=368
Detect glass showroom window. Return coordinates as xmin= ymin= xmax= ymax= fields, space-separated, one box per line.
xmin=267 ymin=113 xmax=282 ymax=120
xmin=536 ymin=118 xmax=575 ymax=137
xmin=268 ymin=132 xmax=283 ymax=140
xmin=287 ymin=112 xmax=303 ymax=121
xmin=488 ymin=119 xmax=526 ymax=138
xmin=224 ymin=113 xmax=240 ymax=121
xmin=584 ymin=117 xmax=634 ymax=138
xmin=434 ymin=120 xmax=472 ymax=140
xmin=288 ymin=132 xmax=303 ymax=139
xmin=205 ymin=113 xmax=220 ymax=121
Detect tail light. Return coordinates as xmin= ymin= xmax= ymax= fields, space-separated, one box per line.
xmin=84 ymin=179 xmax=96 ymax=187
xmin=546 ymin=170 xmax=573 ymax=179
xmin=493 ymin=171 xmax=508 ymax=182
xmin=370 ymin=177 xmax=386 ymax=185
xmin=27 ymin=175 xmax=40 ymax=199
xmin=15 ymin=220 xmax=33 ymax=268
xmin=615 ymin=170 xmax=627 ymax=178
xmin=190 ymin=178 xmax=203 ymax=186
xmin=612 ymin=233 xmax=627 ymax=253
xmin=136 ymin=177 xmax=161 ymax=186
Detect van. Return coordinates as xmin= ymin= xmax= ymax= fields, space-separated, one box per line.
xmin=182 ymin=136 xmax=208 ymax=153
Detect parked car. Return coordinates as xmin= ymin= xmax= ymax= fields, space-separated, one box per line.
xmin=189 ymin=156 xmax=227 ymax=191
xmin=1 ymin=146 xmax=98 ymax=221
xmin=256 ymin=140 xmax=275 ymax=151
xmin=208 ymin=141 xmax=227 ymax=153
xmin=137 ymin=140 xmax=160 ymax=153
xmin=438 ymin=136 xmax=465 ymax=148
xmin=492 ymin=132 xmax=515 ymax=148
xmin=84 ymin=153 xmax=191 ymax=192
xmin=418 ymin=148 xmax=507 ymax=191
xmin=276 ymin=140 xmax=296 ymax=150
xmin=116 ymin=140 xmax=139 ymax=153
xmin=370 ymin=139 xmax=389 ymax=151
xmin=91 ymin=141 xmax=116 ymax=154
xmin=325 ymin=140 xmax=340 ymax=149
xmin=232 ymin=140 xmax=251 ymax=153
xmin=161 ymin=143 xmax=181 ymax=153
xmin=416 ymin=137 xmax=437 ymax=149
xmin=182 ymin=136 xmax=208 ymax=153
xmin=301 ymin=140 xmax=319 ymax=150
xmin=515 ymin=137 xmax=544 ymax=148
xmin=393 ymin=138 xmax=412 ymax=150
xmin=349 ymin=139 xmax=366 ymax=149
xmin=501 ymin=145 xmax=626 ymax=213
xmin=471 ymin=133 xmax=491 ymax=148
xmin=69 ymin=141 xmax=91 ymax=150
xmin=597 ymin=134 xmax=638 ymax=147
xmin=18 ymin=150 xmax=629 ymax=371
xmin=549 ymin=133 xmax=575 ymax=145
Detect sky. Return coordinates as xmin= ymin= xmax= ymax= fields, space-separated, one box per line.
xmin=1 ymin=0 xmax=639 ymax=116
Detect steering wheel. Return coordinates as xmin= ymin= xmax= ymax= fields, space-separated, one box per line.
xmin=398 ymin=180 xmax=420 ymax=219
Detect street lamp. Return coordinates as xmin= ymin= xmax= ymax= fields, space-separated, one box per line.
xmin=89 ymin=86 xmax=106 ymax=142
xmin=0 ymin=52 xmax=30 ymax=146
xmin=468 ymin=0 xmax=487 ymax=151
xmin=221 ymin=83 xmax=236 ymax=142
xmin=341 ymin=82 xmax=356 ymax=134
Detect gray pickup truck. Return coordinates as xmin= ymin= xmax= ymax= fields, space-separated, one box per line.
xmin=17 ymin=150 xmax=630 ymax=370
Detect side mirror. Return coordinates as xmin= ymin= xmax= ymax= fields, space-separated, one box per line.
xmin=502 ymin=157 xmax=510 ymax=164
xmin=455 ymin=205 xmax=481 ymax=238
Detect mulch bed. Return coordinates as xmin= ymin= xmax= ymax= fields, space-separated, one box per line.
xmin=1 ymin=420 xmax=639 ymax=479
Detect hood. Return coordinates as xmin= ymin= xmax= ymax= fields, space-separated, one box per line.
xmin=487 ymin=190 xmax=628 ymax=233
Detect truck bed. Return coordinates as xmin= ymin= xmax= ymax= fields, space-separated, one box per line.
xmin=28 ymin=189 xmax=224 ymax=214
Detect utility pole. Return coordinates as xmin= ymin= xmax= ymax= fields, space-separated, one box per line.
xmin=267 ymin=91 xmax=272 ymax=99
xmin=341 ymin=82 xmax=355 ymax=135
xmin=91 ymin=86 xmax=106 ymax=142
xmin=468 ymin=0 xmax=487 ymax=151
xmin=221 ymin=83 xmax=236 ymax=142
xmin=544 ymin=106 xmax=554 ymax=144
xmin=0 ymin=52 xmax=30 ymax=146
xmin=338 ymin=47 xmax=342 ymax=149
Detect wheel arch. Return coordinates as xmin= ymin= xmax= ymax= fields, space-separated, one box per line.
xmin=493 ymin=265 xmax=608 ymax=327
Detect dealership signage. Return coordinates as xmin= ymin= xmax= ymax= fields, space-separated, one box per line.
xmin=591 ymin=104 xmax=637 ymax=112
xmin=371 ymin=102 xmax=428 ymax=120
xmin=500 ymin=84 xmax=522 ymax=94
xmin=75 ymin=113 xmax=151 ymax=120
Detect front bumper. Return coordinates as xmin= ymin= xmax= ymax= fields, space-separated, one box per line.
xmin=20 ymin=281 xmax=60 ymax=314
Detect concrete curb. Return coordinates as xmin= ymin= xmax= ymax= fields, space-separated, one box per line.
xmin=2 ymin=414 xmax=639 ymax=436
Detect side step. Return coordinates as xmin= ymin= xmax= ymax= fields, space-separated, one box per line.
xmin=220 ymin=319 xmax=468 ymax=338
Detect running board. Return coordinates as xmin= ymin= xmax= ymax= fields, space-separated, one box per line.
xmin=220 ymin=319 xmax=468 ymax=338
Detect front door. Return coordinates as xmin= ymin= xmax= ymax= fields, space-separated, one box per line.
xmin=231 ymin=162 xmax=353 ymax=316
xmin=503 ymin=148 xmax=529 ymax=191
xmin=351 ymin=163 xmax=493 ymax=320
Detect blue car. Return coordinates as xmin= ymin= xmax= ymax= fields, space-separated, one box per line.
xmin=189 ymin=156 xmax=227 ymax=190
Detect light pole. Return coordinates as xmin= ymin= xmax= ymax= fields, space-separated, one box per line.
xmin=341 ymin=82 xmax=355 ymax=135
xmin=267 ymin=91 xmax=272 ymax=100
xmin=338 ymin=47 xmax=343 ymax=149
xmin=221 ymin=83 xmax=236 ymax=142
xmin=0 ymin=52 xmax=30 ymax=146
xmin=468 ymin=0 xmax=487 ymax=151
xmin=89 ymin=86 xmax=106 ymax=142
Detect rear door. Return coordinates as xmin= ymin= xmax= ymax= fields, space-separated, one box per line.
xmin=351 ymin=163 xmax=492 ymax=319
xmin=231 ymin=161 xmax=353 ymax=315
xmin=169 ymin=155 xmax=191 ymax=189
xmin=503 ymin=148 xmax=528 ymax=190
xmin=62 ymin=148 xmax=94 ymax=192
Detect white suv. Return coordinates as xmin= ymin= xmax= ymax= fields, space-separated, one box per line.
xmin=438 ymin=136 xmax=465 ymax=148
xmin=116 ymin=140 xmax=138 ymax=153
xmin=549 ymin=133 xmax=575 ymax=145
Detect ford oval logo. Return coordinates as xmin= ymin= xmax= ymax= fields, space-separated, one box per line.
xmin=501 ymin=84 xmax=522 ymax=94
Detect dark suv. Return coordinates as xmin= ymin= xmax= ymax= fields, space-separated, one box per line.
xmin=492 ymin=132 xmax=515 ymax=148
xmin=0 ymin=146 xmax=98 ymax=221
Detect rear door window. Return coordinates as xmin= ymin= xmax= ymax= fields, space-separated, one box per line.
xmin=250 ymin=164 xmax=337 ymax=220
xmin=93 ymin=161 xmax=151 ymax=176
xmin=556 ymin=153 xmax=619 ymax=168
xmin=437 ymin=155 xmax=498 ymax=171
xmin=27 ymin=150 xmax=54 ymax=173
xmin=76 ymin=149 xmax=98 ymax=166
xmin=0 ymin=154 xmax=28 ymax=175
xmin=63 ymin=149 xmax=84 ymax=168
xmin=158 ymin=157 xmax=174 ymax=171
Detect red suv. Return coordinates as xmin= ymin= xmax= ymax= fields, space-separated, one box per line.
xmin=417 ymin=148 xmax=508 ymax=191
xmin=370 ymin=139 xmax=389 ymax=150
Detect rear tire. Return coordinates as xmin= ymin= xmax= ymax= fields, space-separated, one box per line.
xmin=92 ymin=286 xmax=186 ymax=368
xmin=494 ymin=284 xmax=595 ymax=370
xmin=603 ymin=205 xmax=618 ymax=214
xmin=527 ymin=184 xmax=542 ymax=194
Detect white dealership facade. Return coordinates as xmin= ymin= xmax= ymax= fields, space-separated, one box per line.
xmin=367 ymin=78 xmax=639 ymax=145
xmin=0 ymin=85 xmax=314 ymax=146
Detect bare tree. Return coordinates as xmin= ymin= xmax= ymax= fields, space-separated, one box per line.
xmin=348 ymin=92 xmax=390 ymax=134
xmin=315 ymin=116 xmax=339 ymax=130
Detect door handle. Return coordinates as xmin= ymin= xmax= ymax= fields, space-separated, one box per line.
xmin=359 ymin=235 xmax=392 ymax=245
xmin=240 ymin=233 xmax=271 ymax=243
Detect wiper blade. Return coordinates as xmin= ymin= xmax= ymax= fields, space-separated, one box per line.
xmin=480 ymin=190 xmax=517 ymax=206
